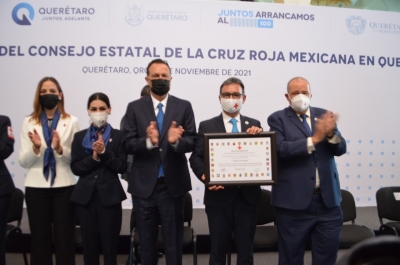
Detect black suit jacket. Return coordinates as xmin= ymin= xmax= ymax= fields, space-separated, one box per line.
xmin=0 ymin=115 xmax=15 ymax=196
xmin=123 ymin=95 xmax=196 ymax=199
xmin=189 ymin=114 xmax=262 ymax=207
xmin=70 ymin=127 xmax=127 ymax=207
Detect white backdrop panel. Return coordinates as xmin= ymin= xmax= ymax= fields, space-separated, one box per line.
xmin=1 ymin=0 xmax=399 ymax=208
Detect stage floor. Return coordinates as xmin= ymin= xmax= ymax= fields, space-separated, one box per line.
xmin=6 ymin=206 xmax=383 ymax=263
xmin=17 ymin=207 xmax=380 ymax=236
xmin=6 ymin=249 xmax=352 ymax=265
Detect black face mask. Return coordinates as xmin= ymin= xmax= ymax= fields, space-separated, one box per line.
xmin=39 ymin=94 xmax=59 ymax=110
xmin=151 ymin=79 xmax=170 ymax=96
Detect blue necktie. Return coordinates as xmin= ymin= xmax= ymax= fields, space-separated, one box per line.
xmin=300 ymin=114 xmax=312 ymax=136
xmin=156 ymin=103 xmax=164 ymax=178
xmin=230 ymin=118 xmax=239 ymax=133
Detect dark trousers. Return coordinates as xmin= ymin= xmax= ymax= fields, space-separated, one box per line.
xmin=25 ymin=186 xmax=76 ymax=265
xmin=275 ymin=193 xmax=343 ymax=265
xmin=134 ymin=181 xmax=184 ymax=265
xmin=205 ymin=191 xmax=258 ymax=265
xmin=0 ymin=193 xmax=11 ymax=265
xmin=76 ymin=188 xmax=122 ymax=265
xmin=130 ymin=195 xmax=136 ymax=232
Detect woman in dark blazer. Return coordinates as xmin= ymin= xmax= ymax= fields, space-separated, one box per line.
xmin=70 ymin=92 xmax=127 ymax=265
xmin=0 ymin=115 xmax=15 ymax=265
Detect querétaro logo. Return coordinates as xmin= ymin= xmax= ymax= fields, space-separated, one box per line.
xmin=12 ymin=3 xmax=35 ymax=25
xmin=346 ymin=16 xmax=366 ymax=35
xmin=126 ymin=4 xmax=144 ymax=26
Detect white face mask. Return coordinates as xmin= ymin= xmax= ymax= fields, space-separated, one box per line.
xmin=90 ymin=112 xmax=108 ymax=127
xmin=289 ymin=94 xmax=310 ymax=113
xmin=220 ymin=98 xmax=242 ymax=114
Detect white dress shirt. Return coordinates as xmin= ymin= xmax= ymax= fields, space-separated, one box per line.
xmin=222 ymin=112 xmax=242 ymax=133
xmin=298 ymin=108 xmax=340 ymax=188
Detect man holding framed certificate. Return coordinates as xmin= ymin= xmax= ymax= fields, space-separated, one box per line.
xmin=189 ymin=77 xmax=263 ymax=265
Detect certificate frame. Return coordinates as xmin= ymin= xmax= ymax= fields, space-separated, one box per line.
xmin=203 ymin=132 xmax=278 ymax=186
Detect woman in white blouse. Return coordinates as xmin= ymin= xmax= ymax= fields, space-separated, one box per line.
xmin=18 ymin=77 xmax=79 ymax=265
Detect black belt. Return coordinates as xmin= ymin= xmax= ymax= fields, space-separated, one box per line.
xmin=157 ymin=177 xmax=165 ymax=183
xmin=313 ymin=188 xmax=321 ymax=194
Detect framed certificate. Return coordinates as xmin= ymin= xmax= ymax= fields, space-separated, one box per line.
xmin=203 ymin=132 xmax=278 ymax=186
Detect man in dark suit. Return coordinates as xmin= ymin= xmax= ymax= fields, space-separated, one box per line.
xmin=121 ymin=85 xmax=150 ymax=182
xmin=123 ymin=59 xmax=196 ymax=265
xmin=267 ymin=77 xmax=346 ymax=265
xmin=0 ymin=115 xmax=15 ymax=265
xmin=189 ymin=77 xmax=262 ymax=265
xmin=120 ymin=85 xmax=154 ymax=265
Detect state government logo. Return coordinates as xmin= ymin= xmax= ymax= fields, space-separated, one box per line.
xmin=346 ymin=16 xmax=366 ymax=35
xmin=126 ymin=4 xmax=144 ymax=26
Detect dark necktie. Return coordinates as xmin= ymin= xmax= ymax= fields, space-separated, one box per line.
xmin=230 ymin=118 xmax=239 ymax=133
xmin=156 ymin=103 xmax=164 ymax=178
xmin=300 ymin=114 xmax=312 ymax=136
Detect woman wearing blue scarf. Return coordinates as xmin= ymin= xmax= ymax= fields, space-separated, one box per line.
xmin=18 ymin=77 xmax=79 ymax=265
xmin=70 ymin=92 xmax=127 ymax=265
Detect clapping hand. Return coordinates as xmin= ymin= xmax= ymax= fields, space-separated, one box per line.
xmin=28 ymin=129 xmax=42 ymax=152
xmin=147 ymin=121 xmax=159 ymax=146
xmin=168 ymin=121 xmax=184 ymax=144
xmin=93 ymin=132 xmax=105 ymax=155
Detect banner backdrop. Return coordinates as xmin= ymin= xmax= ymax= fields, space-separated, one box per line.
xmin=1 ymin=0 xmax=399 ymax=208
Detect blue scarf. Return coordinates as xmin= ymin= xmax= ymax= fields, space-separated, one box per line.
xmin=41 ymin=110 xmax=60 ymax=186
xmin=82 ymin=123 xmax=112 ymax=154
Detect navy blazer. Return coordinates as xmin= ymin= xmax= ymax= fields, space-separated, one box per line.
xmin=267 ymin=106 xmax=346 ymax=210
xmin=70 ymin=127 xmax=127 ymax=207
xmin=122 ymin=95 xmax=196 ymax=199
xmin=0 ymin=115 xmax=15 ymax=196
xmin=189 ymin=114 xmax=262 ymax=207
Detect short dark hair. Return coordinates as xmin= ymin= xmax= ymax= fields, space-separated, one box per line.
xmin=140 ymin=85 xmax=151 ymax=97
xmin=219 ymin=77 xmax=245 ymax=95
xmin=286 ymin=77 xmax=311 ymax=93
xmin=87 ymin=92 xmax=111 ymax=109
xmin=146 ymin=59 xmax=171 ymax=76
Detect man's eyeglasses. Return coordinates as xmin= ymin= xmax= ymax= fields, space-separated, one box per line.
xmin=220 ymin=93 xmax=242 ymax=99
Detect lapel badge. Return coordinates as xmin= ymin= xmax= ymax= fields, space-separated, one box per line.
xmin=245 ymin=121 xmax=249 ymax=125
xmin=314 ymin=117 xmax=317 ymax=121
xmin=109 ymin=138 xmax=113 ymax=142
